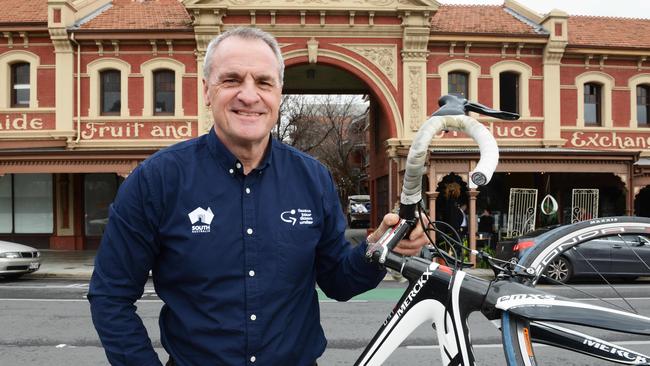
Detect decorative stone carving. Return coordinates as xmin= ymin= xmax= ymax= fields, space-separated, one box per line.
xmin=307 ymin=37 xmax=319 ymax=64
xmin=408 ymin=65 xmax=423 ymax=130
xmin=339 ymin=44 xmax=397 ymax=87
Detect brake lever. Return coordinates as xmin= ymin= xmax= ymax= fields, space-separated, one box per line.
xmin=433 ymin=95 xmax=520 ymax=121
xmin=465 ymin=101 xmax=519 ymax=120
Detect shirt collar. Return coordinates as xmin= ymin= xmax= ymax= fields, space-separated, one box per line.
xmin=207 ymin=128 xmax=274 ymax=175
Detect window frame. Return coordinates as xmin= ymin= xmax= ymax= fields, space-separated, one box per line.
xmin=0 ymin=51 xmax=39 ymax=109
xmin=583 ymin=82 xmax=602 ymax=126
xmin=499 ymin=71 xmax=519 ymax=114
xmin=0 ymin=174 xmax=54 ymax=235
xmin=575 ymin=71 xmax=613 ymax=128
xmin=87 ymin=58 xmax=131 ymax=118
xmin=140 ymin=58 xmax=185 ymax=117
xmin=448 ymin=71 xmax=469 ymax=99
xmin=99 ymin=69 xmax=122 ymax=116
xmin=153 ymin=69 xmax=175 ymax=116
xmin=490 ymin=61 xmax=532 ymax=119
xmin=637 ymin=84 xmax=649 ymax=127
xmin=10 ymin=62 xmax=30 ymax=108
xmin=438 ymin=59 xmax=480 ymax=104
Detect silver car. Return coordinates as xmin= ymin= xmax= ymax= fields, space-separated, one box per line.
xmin=0 ymin=240 xmax=41 ymax=280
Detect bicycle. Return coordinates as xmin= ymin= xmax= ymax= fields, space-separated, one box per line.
xmin=355 ymin=94 xmax=650 ymax=365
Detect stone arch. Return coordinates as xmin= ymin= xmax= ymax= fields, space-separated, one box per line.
xmin=283 ymin=48 xmax=401 ymax=139
xmin=575 ymin=71 xmax=615 ymax=128
xmin=490 ymin=60 xmax=532 ymax=118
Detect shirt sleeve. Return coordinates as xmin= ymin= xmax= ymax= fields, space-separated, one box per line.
xmin=315 ymin=171 xmax=386 ymax=301
xmin=87 ymin=163 xmax=163 ymax=366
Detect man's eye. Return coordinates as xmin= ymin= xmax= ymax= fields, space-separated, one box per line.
xmin=222 ymin=79 xmax=239 ymax=85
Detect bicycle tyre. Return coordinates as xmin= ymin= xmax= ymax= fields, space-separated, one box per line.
xmin=501 ymin=311 xmax=537 ymax=366
xmin=514 ymin=216 xmax=650 ymax=286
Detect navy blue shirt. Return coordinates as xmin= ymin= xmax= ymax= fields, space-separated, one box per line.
xmin=88 ymin=129 xmax=386 ymax=366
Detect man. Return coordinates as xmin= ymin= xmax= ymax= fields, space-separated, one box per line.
xmin=88 ymin=27 xmax=428 ymax=366
xmin=478 ymin=208 xmax=495 ymax=249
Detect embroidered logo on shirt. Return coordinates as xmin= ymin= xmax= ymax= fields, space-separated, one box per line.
xmin=280 ymin=209 xmax=313 ymax=226
xmin=188 ymin=207 xmax=214 ymax=233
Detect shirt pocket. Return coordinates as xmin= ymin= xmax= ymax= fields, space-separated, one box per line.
xmin=272 ymin=226 xmax=321 ymax=285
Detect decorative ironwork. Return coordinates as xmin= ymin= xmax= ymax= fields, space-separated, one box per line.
xmin=571 ymin=188 xmax=599 ymax=223
xmin=507 ymin=188 xmax=538 ymax=237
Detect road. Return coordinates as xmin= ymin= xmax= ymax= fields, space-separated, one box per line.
xmin=1 ymin=278 xmax=650 ymax=365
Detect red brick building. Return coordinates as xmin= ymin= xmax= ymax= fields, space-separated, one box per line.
xmin=1 ymin=0 xmax=650 ymax=251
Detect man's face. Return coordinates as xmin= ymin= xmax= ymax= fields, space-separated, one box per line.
xmin=203 ymin=36 xmax=282 ymax=150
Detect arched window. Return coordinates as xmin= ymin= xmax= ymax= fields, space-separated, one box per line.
xmin=10 ymin=62 xmax=30 ymax=107
xmin=638 ymin=84 xmax=650 ymax=126
xmin=499 ymin=72 xmax=519 ymax=114
xmin=153 ymin=69 xmax=175 ymax=115
xmin=448 ymin=71 xmax=468 ymax=98
xmin=100 ymin=69 xmax=121 ymax=116
xmin=584 ymin=83 xmax=602 ymax=126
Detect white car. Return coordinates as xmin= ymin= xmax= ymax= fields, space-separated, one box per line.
xmin=0 ymin=240 xmax=41 ymax=280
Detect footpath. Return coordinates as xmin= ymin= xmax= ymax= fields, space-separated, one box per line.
xmin=30 ymin=250 xmax=495 ymax=281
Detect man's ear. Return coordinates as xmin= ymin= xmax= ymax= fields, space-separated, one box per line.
xmin=202 ymin=79 xmax=210 ymax=106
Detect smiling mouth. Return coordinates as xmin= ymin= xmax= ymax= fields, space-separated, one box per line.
xmin=233 ymin=110 xmax=264 ymax=117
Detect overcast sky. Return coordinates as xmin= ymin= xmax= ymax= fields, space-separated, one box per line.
xmin=437 ymin=0 xmax=650 ymax=18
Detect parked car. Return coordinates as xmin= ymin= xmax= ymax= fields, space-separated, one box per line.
xmin=496 ymin=225 xmax=650 ymax=284
xmin=347 ymin=194 xmax=370 ymax=228
xmin=0 ymin=240 xmax=41 ymax=280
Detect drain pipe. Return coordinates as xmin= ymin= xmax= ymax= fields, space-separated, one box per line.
xmin=70 ymin=31 xmax=81 ymax=145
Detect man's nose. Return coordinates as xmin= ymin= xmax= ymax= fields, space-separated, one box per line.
xmin=237 ymin=79 xmax=260 ymax=104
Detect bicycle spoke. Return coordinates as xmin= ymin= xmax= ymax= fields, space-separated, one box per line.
xmin=570 ymin=246 xmax=638 ymax=314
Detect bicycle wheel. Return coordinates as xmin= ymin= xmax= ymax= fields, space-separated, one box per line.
xmin=514 ymin=216 xmax=650 ymax=286
xmin=501 ymin=216 xmax=650 ymax=365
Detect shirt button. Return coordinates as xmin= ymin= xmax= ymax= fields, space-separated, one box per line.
xmin=250 ymin=356 xmax=256 ymax=363
xmin=245 ymin=187 xmax=251 ymax=194
xmin=246 ymin=228 xmax=253 ymax=235
xmin=249 ymin=270 xmax=255 ymax=277
xmin=236 ymin=162 xmax=242 ymax=169
xmin=229 ymin=168 xmax=234 ymax=174
xmin=250 ymin=314 xmax=257 ymax=321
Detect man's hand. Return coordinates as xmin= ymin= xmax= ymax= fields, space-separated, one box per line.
xmin=366 ymin=213 xmax=429 ymax=256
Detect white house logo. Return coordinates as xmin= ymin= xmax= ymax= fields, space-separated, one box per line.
xmin=188 ymin=207 xmax=214 ymax=233
xmin=281 ymin=209 xmax=313 ymax=226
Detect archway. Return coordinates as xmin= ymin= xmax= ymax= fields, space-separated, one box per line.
xmin=282 ymin=59 xmax=398 ymax=226
xmin=635 ymin=186 xmax=650 ymax=217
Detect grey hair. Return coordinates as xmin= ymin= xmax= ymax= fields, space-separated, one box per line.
xmin=203 ymin=27 xmax=284 ymax=86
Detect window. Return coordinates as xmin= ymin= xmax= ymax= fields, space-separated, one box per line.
xmin=0 ymin=175 xmax=11 ymax=233
xmin=584 ymin=83 xmax=602 ymax=125
xmin=499 ymin=72 xmax=519 ymax=114
xmin=0 ymin=174 xmax=53 ymax=234
xmin=448 ymin=72 xmax=468 ymax=98
xmin=100 ymin=70 xmax=121 ymax=115
xmin=11 ymin=62 xmax=30 ymax=107
xmin=154 ymin=69 xmax=175 ymax=115
xmin=638 ymin=85 xmax=650 ymax=126
xmin=84 ymin=174 xmax=121 ymax=236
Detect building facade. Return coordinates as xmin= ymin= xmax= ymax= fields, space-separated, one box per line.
xmin=1 ymin=0 xmax=650 ymax=251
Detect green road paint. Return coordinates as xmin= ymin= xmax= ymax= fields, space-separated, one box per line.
xmin=317 ymin=288 xmax=405 ymax=301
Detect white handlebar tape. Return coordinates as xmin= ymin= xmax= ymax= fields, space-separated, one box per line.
xmin=400 ymin=115 xmax=499 ymax=205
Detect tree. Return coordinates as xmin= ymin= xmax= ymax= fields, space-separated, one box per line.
xmin=273 ymin=94 xmax=369 ymax=203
